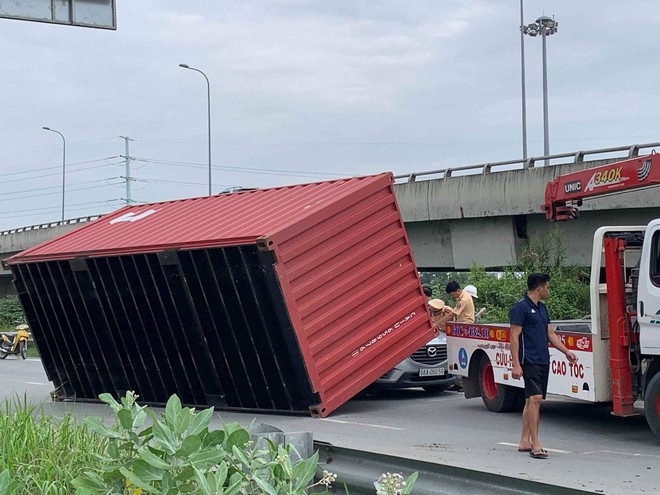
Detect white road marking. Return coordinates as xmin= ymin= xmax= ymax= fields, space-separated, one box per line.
xmin=498 ymin=442 xmax=571 ymax=454
xmin=583 ymin=449 xmax=660 ymax=458
xmin=321 ymin=418 xmax=404 ymax=430
xmin=26 ymin=382 xmax=46 ymax=385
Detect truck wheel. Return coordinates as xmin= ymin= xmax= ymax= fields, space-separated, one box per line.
xmin=478 ymin=354 xmax=518 ymax=412
xmin=644 ymin=373 xmax=660 ymax=439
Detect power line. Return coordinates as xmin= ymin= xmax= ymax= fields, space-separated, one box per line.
xmin=0 ymin=156 xmax=121 ymax=178
xmin=0 ymin=137 xmax=118 ymax=157
xmin=0 ymin=199 xmax=123 ymax=218
xmin=131 ymin=157 xmax=349 ymax=179
xmin=132 ymin=177 xmax=236 ymax=188
xmin=0 ymin=161 xmax=124 ymax=185
xmin=0 ymin=178 xmax=122 ymax=197
xmin=0 ymin=182 xmax=120 ymax=203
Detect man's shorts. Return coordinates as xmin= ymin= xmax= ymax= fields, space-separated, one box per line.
xmin=522 ymin=363 xmax=549 ymax=398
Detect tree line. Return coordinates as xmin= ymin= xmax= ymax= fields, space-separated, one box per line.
xmin=421 ymin=230 xmax=590 ymax=323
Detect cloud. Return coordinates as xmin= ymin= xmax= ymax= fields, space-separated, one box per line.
xmin=150 ymin=2 xmax=496 ymax=110
xmin=1 ymin=0 xmax=660 ymax=229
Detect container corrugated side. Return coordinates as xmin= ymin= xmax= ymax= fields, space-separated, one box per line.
xmin=267 ymin=173 xmax=435 ymax=416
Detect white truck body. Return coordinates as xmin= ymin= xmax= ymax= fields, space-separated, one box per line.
xmin=447 ymin=222 xmax=660 ymax=435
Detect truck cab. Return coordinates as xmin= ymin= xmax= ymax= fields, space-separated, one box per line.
xmin=637 ymin=218 xmax=660 ymax=355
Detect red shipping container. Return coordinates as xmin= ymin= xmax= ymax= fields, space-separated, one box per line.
xmin=5 ymin=173 xmax=435 ymax=416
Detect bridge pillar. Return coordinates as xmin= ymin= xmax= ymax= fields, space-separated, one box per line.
xmin=450 ymin=217 xmax=518 ymax=269
xmin=405 ymin=217 xmax=520 ymax=271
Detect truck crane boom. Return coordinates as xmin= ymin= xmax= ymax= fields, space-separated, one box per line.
xmin=542 ymin=153 xmax=660 ymax=221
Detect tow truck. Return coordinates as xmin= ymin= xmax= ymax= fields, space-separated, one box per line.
xmin=446 ymin=153 xmax=660 ymax=438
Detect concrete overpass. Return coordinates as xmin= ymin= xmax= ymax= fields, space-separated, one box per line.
xmin=0 ymin=142 xmax=658 ymax=296
xmin=0 ymin=215 xmax=102 ymax=295
xmin=394 ymin=141 xmax=660 ymax=270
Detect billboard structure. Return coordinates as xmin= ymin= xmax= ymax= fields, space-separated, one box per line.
xmin=0 ymin=0 xmax=116 ymax=30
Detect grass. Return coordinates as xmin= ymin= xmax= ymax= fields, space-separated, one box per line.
xmin=0 ymin=396 xmax=106 ymax=494
xmin=26 ymin=345 xmax=39 ymax=359
xmin=0 ymin=393 xmax=415 ymax=495
xmin=0 ymin=343 xmax=40 ymax=359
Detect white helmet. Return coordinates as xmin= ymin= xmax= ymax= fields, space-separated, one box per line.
xmin=464 ymin=284 xmax=478 ymax=299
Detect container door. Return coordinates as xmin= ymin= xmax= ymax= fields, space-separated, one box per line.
xmin=638 ymin=219 xmax=660 ymax=355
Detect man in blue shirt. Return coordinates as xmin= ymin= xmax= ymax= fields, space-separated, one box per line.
xmin=509 ymin=273 xmax=577 ymax=459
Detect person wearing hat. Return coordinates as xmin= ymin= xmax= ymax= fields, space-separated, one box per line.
xmin=445 ymin=281 xmax=475 ymax=324
xmin=463 ymin=285 xmax=478 ymax=299
xmin=463 ymin=285 xmax=487 ymax=322
xmin=427 ymin=298 xmax=456 ymax=332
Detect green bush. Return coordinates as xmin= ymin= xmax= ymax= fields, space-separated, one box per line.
xmin=73 ymin=392 xmax=332 ymax=495
xmin=0 ymin=296 xmax=25 ymax=331
xmin=467 ymin=266 xmax=589 ymax=323
xmin=426 ymin=229 xmax=591 ymax=323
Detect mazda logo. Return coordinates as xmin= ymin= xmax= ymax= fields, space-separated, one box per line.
xmin=427 ymin=347 xmax=437 ymax=357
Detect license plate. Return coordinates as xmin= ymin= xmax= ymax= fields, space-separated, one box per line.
xmin=419 ymin=368 xmax=444 ymax=377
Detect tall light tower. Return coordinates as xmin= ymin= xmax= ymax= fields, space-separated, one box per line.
xmin=524 ymin=15 xmax=558 ymax=163
xmin=519 ymin=0 xmax=528 ymax=160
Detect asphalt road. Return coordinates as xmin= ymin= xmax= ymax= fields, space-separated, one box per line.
xmin=1 ymin=358 xmax=658 ymax=494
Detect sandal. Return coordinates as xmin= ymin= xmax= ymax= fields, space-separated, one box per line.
xmin=529 ymin=448 xmax=548 ymax=459
xmin=517 ymin=448 xmax=532 ymax=452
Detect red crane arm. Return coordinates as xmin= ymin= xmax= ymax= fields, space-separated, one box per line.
xmin=542 ymin=153 xmax=660 ymax=221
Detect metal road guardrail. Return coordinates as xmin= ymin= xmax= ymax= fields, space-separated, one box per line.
xmin=0 ymin=215 xmax=103 ymax=237
xmin=394 ymin=141 xmax=660 ymax=183
xmin=315 ymin=442 xmax=596 ymax=495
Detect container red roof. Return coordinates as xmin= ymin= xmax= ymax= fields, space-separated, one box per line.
xmin=7 ymin=174 xmax=389 ymax=264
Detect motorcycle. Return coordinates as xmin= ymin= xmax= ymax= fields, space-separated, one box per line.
xmin=0 ymin=324 xmax=30 ymax=360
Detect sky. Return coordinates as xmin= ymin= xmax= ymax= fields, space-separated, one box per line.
xmin=0 ymin=0 xmax=659 ymax=231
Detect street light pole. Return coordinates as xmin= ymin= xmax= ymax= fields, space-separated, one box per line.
xmin=179 ymin=64 xmax=212 ymax=196
xmin=42 ymin=127 xmax=66 ymax=221
xmin=523 ymin=15 xmax=558 ymax=164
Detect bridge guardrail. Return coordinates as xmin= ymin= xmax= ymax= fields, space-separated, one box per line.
xmin=315 ymin=442 xmax=595 ymax=495
xmin=0 ymin=215 xmax=104 ymax=237
xmin=394 ymin=141 xmax=660 ymax=183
